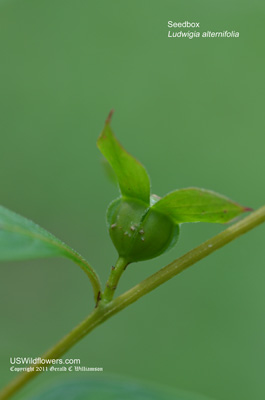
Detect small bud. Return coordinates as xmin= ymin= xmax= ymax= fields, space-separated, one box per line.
xmin=107 ymin=198 xmax=179 ymax=263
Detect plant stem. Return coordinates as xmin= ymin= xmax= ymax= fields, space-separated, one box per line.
xmin=66 ymin=250 xmax=101 ymax=304
xmin=1 ymin=205 xmax=265 ymax=400
xmin=101 ymin=257 xmax=129 ymax=303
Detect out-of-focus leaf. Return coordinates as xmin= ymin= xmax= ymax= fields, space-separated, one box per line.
xmin=97 ymin=111 xmax=150 ymax=204
xmin=152 ymin=188 xmax=251 ymax=223
xmin=0 ymin=205 xmax=101 ymax=300
xmin=0 ymin=205 xmax=65 ymax=260
xmin=28 ymin=377 xmax=216 ymax=400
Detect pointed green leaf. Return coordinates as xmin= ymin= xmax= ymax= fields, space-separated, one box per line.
xmin=101 ymin=157 xmax=118 ymax=186
xmin=97 ymin=111 xmax=150 ymax=204
xmin=0 ymin=205 xmax=101 ymax=302
xmin=152 ymin=188 xmax=251 ymax=223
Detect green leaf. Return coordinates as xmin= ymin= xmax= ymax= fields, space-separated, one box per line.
xmin=97 ymin=111 xmax=150 ymax=204
xmin=152 ymin=188 xmax=251 ymax=223
xmin=28 ymin=377 xmax=215 ymax=400
xmin=0 ymin=205 xmax=101 ymax=302
xmin=101 ymin=156 xmax=118 ymax=186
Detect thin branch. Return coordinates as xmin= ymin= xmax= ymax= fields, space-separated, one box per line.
xmin=1 ymin=205 xmax=265 ymax=400
xmin=101 ymin=257 xmax=129 ymax=304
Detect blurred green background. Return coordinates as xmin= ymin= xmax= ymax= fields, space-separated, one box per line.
xmin=0 ymin=0 xmax=265 ymax=399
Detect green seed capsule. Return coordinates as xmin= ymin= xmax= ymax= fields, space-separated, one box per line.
xmin=107 ymin=198 xmax=179 ymax=263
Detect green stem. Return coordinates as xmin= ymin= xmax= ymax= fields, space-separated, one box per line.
xmin=1 ymin=205 xmax=265 ymax=400
xmin=101 ymin=257 xmax=129 ymax=304
xmin=65 ymin=250 xmax=101 ymax=304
